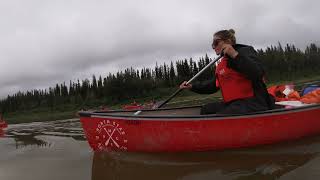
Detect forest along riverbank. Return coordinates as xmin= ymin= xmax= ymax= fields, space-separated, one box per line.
xmin=3 ymin=77 xmax=320 ymax=125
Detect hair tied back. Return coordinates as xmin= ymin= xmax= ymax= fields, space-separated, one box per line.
xmin=228 ymin=29 xmax=235 ymax=36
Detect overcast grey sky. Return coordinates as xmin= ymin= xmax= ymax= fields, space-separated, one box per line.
xmin=0 ymin=0 xmax=319 ymax=98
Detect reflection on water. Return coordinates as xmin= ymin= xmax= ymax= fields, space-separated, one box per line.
xmin=12 ymin=133 xmax=50 ymax=148
xmin=3 ymin=119 xmax=86 ymax=148
xmin=2 ymin=119 xmax=320 ymax=180
xmin=0 ymin=119 xmax=92 ymax=180
xmin=92 ymin=136 xmax=320 ymax=180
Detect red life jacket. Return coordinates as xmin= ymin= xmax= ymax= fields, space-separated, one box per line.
xmin=215 ymin=57 xmax=254 ymax=103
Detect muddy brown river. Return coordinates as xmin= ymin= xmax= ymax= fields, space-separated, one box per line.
xmin=1 ymin=119 xmax=320 ymax=180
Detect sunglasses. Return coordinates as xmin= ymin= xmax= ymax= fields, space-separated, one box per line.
xmin=211 ymin=38 xmax=223 ymax=49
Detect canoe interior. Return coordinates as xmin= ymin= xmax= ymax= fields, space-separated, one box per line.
xmin=94 ymin=106 xmax=202 ymax=116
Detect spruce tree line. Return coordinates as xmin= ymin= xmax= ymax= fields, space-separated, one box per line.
xmin=0 ymin=43 xmax=319 ymax=113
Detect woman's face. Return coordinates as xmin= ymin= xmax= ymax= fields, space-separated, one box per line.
xmin=212 ymin=35 xmax=225 ymax=55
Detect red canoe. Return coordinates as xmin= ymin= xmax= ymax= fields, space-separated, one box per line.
xmin=0 ymin=121 xmax=7 ymax=129
xmin=79 ymin=104 xmax=320 ymax=152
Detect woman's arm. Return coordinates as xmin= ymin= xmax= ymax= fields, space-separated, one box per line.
xmin=228 ymin=46 xmax=265 ymax=81
xmin=191 ymin=78 xmax=219 ymax=94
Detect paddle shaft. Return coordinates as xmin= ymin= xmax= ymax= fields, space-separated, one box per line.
xmin=156 ymin=54 xmax=223 ymax=108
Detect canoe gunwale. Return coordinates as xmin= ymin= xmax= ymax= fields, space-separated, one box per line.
xmin=78 ymin=104 xmax=320 ymax=121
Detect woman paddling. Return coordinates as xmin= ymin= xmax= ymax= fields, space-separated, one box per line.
xmin=180 ymin=29 xmax=274 ymax=115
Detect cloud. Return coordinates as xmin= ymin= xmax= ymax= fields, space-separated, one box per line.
xmin=0 ymin=0 xmax=319 ymax=98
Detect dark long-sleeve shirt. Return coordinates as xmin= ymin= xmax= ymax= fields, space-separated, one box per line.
xmin=191 ymin=44 xmax=274 ymax=110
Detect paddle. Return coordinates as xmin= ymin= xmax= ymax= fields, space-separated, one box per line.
xmin=133 ymin=54 xmax=223 ymax=115
xmin=156 ymin=54 xmax=223 ymax=108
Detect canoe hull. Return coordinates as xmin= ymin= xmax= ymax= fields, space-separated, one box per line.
xmin=80 ymin=106 xmax=320 ymax=152
xmin=0 ymin=121 xmax=7 ymax=129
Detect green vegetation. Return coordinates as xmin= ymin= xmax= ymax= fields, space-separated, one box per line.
xmin=1 ymin=43 xmax=320 ymax=124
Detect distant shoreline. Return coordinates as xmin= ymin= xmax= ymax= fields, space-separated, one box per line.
xmin=4 ymin=76 xmax=320 ymax=124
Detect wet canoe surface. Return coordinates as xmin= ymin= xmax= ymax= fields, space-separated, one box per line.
xmin=2 ymin=119 xmax=320 ymax=180
xmin=80 ymin=105 xmax=320 ymax=152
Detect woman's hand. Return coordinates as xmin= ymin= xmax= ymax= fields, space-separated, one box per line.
xmin=179 ymin=81 xmax=192 ymax=89
xmin=221 ymin=44 xmax=238 ymax=59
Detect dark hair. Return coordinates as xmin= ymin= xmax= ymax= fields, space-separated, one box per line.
xmin=214 ymin=29 xmax=236 ymax=44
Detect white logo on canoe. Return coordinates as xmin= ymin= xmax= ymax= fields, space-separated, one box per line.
xmin=95 ymin=120 xmax=128 ymax=150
